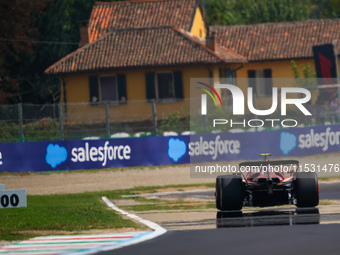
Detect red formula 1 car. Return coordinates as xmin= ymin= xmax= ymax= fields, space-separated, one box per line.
xmin=215 ymin=154 xmax=319 ymax=211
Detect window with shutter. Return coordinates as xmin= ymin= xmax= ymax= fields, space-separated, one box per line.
xmin=89 ymin=74 xmax=127 ymax=105
xmin=146 ymin=71 xmax=184 ymax=102
xmin=156 ymin=72 xmax=174 ymax=100
xmin=100 ymin=76 xmax=118 ymax=103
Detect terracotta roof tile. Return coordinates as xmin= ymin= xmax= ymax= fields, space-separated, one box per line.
xmin=212 ymin=19 xmax=340 ymax=62
xmin=181 ymin=29 xmax=247 ymax=63
xmin=88 ymin=0 xmax=199 ymax=43
xmin=45 ymin=27 xmax=246 ymax=75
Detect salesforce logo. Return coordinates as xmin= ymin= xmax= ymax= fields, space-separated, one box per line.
xmin=71 ymin=141 xmax=131 ymax=166
xmin=168 ymin=138 xmax=186 ymax=162
xmin=45 ymin=141 xmax=131 ymax=168
xmin=45 ymin=144 xmax=68 ymax=168
xmin=279 ymin=131 xmax=297 ymax=155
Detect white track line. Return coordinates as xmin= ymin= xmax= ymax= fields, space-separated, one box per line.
xmin=102 ymin=197 xmax=166 ymax=248
xmin=59 ymin=197 xmax=167 ymax=255
xmin=101 ymin=196 xmax=167 ymax=233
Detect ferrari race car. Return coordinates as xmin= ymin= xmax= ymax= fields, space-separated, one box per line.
xmin=215 ymin=154 xmax=319 ymax=211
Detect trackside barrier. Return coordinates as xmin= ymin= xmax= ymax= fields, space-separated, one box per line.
xmin=0 ymin=124 xmax=339 ymax=173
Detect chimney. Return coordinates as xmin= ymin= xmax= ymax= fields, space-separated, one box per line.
xmin=79 ymin=20 xmax=89 ymax=47
xmin=206 ymin=31 xmax=216 ymax=52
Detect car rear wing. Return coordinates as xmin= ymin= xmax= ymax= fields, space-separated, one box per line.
xmin=238 ymin=160 xmax=300 ymax=181
xmin=239 ymin=160 xmax=299 ymax=167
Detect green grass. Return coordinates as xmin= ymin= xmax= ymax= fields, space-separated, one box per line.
xmin=0 ymin=191 xmax=141 ymax=241
xmin=319 ymin=200 xmax=335 ymax=206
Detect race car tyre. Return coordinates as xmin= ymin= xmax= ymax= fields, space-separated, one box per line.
xmin=295 ymin=172 xmax=319 ymax=207
xmin=219 ymin=175 xmax=243 ymax=211
xmin=216 ymin=176 xmax=222 ymax=210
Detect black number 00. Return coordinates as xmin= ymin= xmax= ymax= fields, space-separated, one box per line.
xmin=0 ymin=194 xmax=19 ymax=207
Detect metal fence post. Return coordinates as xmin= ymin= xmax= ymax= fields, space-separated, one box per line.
xmin=58 ymin=103 xmax=64 ymax=140
xmin=151 ymin=99 xmax=157 ymax=134
xmin=18 ymin=103 xmax=24 ymax=142
xmin=105 ymin=101 xmax=110 ymax=138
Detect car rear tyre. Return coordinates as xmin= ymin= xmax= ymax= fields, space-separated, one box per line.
xmin=216 ymin=176 xmax=222 ymax=210
xmin=295 ymin=172 xmax=319 ymax=207
xmin=217 ymin=175 xmax=243 ymax=211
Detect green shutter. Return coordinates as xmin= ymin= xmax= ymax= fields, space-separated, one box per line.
xmin=173 ymin=71 xmax=184 ymax=99
xmin=145 ymin=72 xmax=155 ymax=100
xmin=226 ymin=68 xmax=233 ymax=84
xmin=89 ymin=76 xmax=99 ymax=105
xmin=117 ymin=74 xmax=127 ymax=102
xmin=247 ymin=70 xmax=256 ymax=90
xmin=264 ymin=69 xmax=273 ymax=96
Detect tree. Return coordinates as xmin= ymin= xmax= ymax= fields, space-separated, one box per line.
xmin=0 ymin=0 xmax=118 ymax=104
xmin=0 ymin=0 xmax=47 ymax=104
xmin=203 ymin=0 xmax=338 ymax=26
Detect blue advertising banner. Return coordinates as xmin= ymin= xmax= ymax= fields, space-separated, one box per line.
xmin=189 ymin=124 xmax=340 ymax=163
xmin=0 ymin=124 xmax=339 ymax=173
xmin=0 ymin=136 xmax=190 ymax=172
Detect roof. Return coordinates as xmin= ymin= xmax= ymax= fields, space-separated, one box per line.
xmin=45 ymin=27 xmax=246 ymax=75
xmin=211 ymin=19 xmax=340 ymax=62
xmin=88 ymin=0 xmax=200 ymax=43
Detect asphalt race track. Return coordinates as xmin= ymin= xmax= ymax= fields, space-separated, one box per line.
xmin=319 ymin=181 xmax=340 ymax=200
xmin=101 ymin=224 xmax=340 ymax=255
xmin=98 ymin=182 xmax=340 ymax=255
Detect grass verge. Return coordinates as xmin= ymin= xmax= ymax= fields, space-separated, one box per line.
xmin=0 ymin=191 xmax=140 ymax=241
xmin=0 ymin=183 xmax=213 ymax=241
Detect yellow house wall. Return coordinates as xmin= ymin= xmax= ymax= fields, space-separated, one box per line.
xmin=235 ymin=57 xmax=340 ymax=109
xmin=190 ymin=7 xmax=207 ymax=39
xmin=237 ymin=59 xmax=312 ymax=79
xmin=62 ymin=65 xmax=215 ymax=123
xmin=236 ymin=57 xmax=340 ymax=87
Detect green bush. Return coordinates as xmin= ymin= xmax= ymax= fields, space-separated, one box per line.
xmin=0 ymin=118 xmax=60 ymax=142
xmin=0 ymin=122 xmax=20 ymax=142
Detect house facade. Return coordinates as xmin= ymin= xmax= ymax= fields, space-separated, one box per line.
xmin=45 ymin=0 xmax=246 ymax=122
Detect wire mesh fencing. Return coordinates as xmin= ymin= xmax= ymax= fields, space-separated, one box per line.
xmin=1 ymin=84 xmax=340 ymax=143
xmin=0 ymin=99 xmax=191 ymax=142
